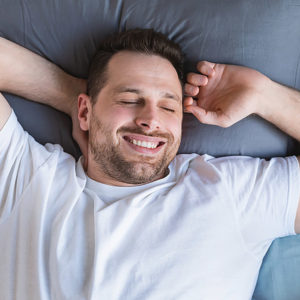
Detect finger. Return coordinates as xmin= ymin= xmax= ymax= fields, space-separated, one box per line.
xmin=184 ymin=104 xmax=206 ymax=119
xmin=183 ymin=96 xmax=197 ymax=108
xmin=196 ymin=61 xmax=216 ymax=77
xmin=183 ymin=98 xmax=202 ymax=115
xmin=186 ymin=73 xmax=208 ymax=86
xmin=184 ymin=105 xmax=227 ymax=126
xmin=184 ymin=83 xmax=199 ymax=96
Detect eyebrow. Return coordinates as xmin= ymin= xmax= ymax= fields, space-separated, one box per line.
xmin=115 ymin=87 xmax=181 ymax=103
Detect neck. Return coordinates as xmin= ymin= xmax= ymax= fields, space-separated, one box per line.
xmin=84 ymin=154 xmax=169 ymax=187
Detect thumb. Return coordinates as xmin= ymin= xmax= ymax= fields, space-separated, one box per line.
xmin=185 ymin=105 xmax=223 ymax=126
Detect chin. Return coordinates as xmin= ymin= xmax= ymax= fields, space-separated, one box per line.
xmin=120 ymin=162 xmax=167 ymax=184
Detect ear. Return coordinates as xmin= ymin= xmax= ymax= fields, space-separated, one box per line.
xmin=78 ymin=93 xmax=92 ymax=131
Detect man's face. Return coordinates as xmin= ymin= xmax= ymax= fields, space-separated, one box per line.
xmin=86 ymin=51 xmax=183 ymax=186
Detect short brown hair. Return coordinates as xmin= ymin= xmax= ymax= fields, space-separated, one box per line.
xmin=87 ymin=28 xmax=184 ymax=103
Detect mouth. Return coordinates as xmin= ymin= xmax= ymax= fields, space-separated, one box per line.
xmin=123 ymin=134 xmax=166 ymax=154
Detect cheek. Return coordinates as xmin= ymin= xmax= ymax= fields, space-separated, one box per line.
xmin=107 ymin=107 xmax=134 ymax=123
xmin=96 ymin=113 xmax=134 ymax=145
xmin=163 ymin=116 xmax=182 ymax=141
xmin=97 ymin=108 xmax=130 ymax=129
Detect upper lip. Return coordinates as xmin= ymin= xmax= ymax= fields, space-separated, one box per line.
xmin=122 ymin=133 xmax=167 ymax=144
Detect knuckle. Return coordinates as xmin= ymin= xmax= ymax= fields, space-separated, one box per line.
xmin=197 ymin=60 xmax=205 ymax=68
xmin=186 ymin=73 xmax=194 ymax=81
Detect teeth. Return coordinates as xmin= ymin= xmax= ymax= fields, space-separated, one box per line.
xmin=131 ymin=139 xmax=158 ymax=149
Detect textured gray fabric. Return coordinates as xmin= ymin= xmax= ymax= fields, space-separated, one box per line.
xmin=0 ymin=0 xmax=300 ymax=299
xmin=1 ymin=0 xmax=299 ymax=158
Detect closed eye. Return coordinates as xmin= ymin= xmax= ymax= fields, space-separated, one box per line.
xmin=118 ymin=101 xmax=175 ymax=112
xmin=120 ymin=100 xmax=139 ymax=105
xmin=162 ymin=107 xmax=175 ymax=112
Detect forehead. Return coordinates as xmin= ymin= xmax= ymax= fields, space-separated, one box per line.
xmin=104 ymin=51 xmax=182 ymax=98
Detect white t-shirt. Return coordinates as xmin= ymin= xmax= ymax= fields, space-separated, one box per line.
xmin=0 ymin=112 xmax=299 ymax=300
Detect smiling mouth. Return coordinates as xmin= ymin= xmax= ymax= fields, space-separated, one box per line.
xmin=123 ymin=136 xmax=165 ymax=149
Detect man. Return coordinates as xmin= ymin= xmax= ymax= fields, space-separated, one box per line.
xmin=0 ymin=29 xmax=299 ymax=300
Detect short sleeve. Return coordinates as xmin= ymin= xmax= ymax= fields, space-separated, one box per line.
xmin=208 ymin=155 xmax=300 ymax=257
xmin=0 ymin=111 xmax=53 ymax=220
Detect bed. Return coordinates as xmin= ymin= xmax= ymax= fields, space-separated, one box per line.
xmin=1 ymin=0 xmax=300 ymax=298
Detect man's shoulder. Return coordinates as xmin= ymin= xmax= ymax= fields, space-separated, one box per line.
xmin=173 ymin=153 xmax=265 ymax=180
xmin=0 ymin=109 xmax=76 ymax=173
xmin=0 ymin=92 xmax=12 ymax=131
xmin=172 ymin=153 xmax=202 ymax=168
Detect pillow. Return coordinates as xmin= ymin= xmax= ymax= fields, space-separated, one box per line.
xmin=1 ymin=0 xmax=299 ymax=158
xmin=253 ymin=235 xmax=300 ymax=300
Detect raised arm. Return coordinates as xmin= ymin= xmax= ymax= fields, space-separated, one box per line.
xmin=184 ymin=61 xmax=300 ymax=142
xmin=0 ymin=37 xmax=87 ymax=151
xmin=184 ymin=61 xmax=300 ymax=233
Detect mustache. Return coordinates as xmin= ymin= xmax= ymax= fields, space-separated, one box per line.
xmin=117 ymin=126 xmax=172 ymax=140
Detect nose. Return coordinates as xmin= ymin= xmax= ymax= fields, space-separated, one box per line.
xmin=135 ymin=105 xmax=160 ymax=131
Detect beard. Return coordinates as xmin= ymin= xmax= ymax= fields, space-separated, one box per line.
xmin=89 ymin=112 xmax=180 ymax=185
